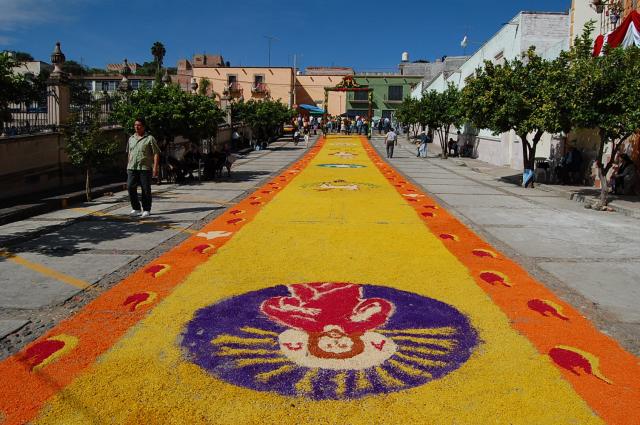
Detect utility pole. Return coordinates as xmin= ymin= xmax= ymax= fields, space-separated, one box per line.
xmin=292 ymin=54 xmax=297 ymax=107
xmin=291 ymin=53 xmax=303 ymax=107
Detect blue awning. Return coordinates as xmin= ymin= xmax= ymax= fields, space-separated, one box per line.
xmin=298 ymin=104 xmax=325 ymax=114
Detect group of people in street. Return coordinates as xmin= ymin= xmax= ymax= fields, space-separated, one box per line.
xmin=324 ymin=116 xmax=371 ymax=136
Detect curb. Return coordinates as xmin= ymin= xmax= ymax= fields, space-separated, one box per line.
xmin=0 ymin=182 xmax=127 ymax=226
xmin=537 ymin=183 xmax=640 ymax=219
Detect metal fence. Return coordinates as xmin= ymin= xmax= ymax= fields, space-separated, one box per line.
xmin=1 ymin=88 xmax=60 ymax=137
xmin=1 ymin=85 xmax=118 ymax=138
xmin=70 ymin=93 xmax=116 ymax=127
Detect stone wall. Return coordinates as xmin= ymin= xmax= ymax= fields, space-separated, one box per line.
xmin=0 ymin=128 xmax=126 ymax=201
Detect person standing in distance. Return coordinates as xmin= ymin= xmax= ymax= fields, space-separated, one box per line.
xmin=385 ymin=127 xmax=398 ymax=158
xmin=127 ymin=118 xmax=160 ymax=218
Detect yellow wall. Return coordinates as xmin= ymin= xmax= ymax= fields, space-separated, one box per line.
xmin=295 ymin=75 xmax=347 ymax=116
xmin=193 ymin=67 xmax=294 ymax=106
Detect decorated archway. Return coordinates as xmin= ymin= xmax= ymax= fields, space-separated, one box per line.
xmin=324 ymin=76 xmax=373 ymax=122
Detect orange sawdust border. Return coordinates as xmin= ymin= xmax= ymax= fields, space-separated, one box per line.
xmin=361 ymin=136 xmax=640 ymax=424
xmin=0 ymin=140 xmax=326 ymax=425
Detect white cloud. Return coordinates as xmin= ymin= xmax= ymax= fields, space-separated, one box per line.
xmin=0 ymin=0 xmax=89 ymax=29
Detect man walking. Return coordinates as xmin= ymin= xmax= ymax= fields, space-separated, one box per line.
xmin=385 ymin=127 xmax=398 ymax=158
xmin=127 ymin=118 xmax=160 ymax=218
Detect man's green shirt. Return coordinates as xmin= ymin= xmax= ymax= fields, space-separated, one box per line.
xmin=127 ymin=133 xmax=160 ymax=170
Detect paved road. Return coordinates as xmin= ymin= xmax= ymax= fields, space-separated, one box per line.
xmin=371 ymin=135 xmax=640 ymax=356
xmin=0 ymin=138 xmax=314 ymax=358
xmin=0 ymin=135 xmax=638 ymax=424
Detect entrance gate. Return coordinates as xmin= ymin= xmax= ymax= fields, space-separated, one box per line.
xmin=323 ymin=76 xmax=373 ymax=122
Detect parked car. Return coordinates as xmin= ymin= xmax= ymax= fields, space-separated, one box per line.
xmin=282 ymin=124 xmax=296 ymax=135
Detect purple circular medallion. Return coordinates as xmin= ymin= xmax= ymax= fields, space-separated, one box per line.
xmin=181 ymin=283 xmax=478 ymax=400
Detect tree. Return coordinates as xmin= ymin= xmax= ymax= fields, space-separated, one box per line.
xmin=135 ymin=61 xmax=156 ymax=76
xmin=394 ymin=97 xmax=422 ymax=139
xmin=233 ymin=99 xmax=296 ymax=144
xmin=64 ymin=101 xmax=122 ymax=201
xmin=111 ymin=83 xmax=224 ymax=148
xmin=181 ymin=90 xmax=226 ymax=144
xmin=0 ymin=52 xmax=37 ymax=130
xmin=461 ymin=48 xmax=567 ymax=183
xmin=567 ymin=22 xmax=640 ymax=205
xmin=198 ymin=78 xmax=211 ymax=96
xmin=62 ymin=60 xmax=87 ymax=76
xmin=151 ymin=42 xmax=166 ymax=83
xmin=421 ymin=84 xmax=464 ymax=158
xmin=11 ymin=51 xmax=34 ymax=62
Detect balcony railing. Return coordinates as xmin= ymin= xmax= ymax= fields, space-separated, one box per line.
xmin=226 ymin=82 xmax=242 ymax=95
xmin=251 ymin=82 xmax=269 ymax=94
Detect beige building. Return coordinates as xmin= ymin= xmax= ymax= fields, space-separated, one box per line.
xmin=295 ymin=74 xmax=349 ymax=116
xmin=192 ymin=66 xmax=294 ymax=106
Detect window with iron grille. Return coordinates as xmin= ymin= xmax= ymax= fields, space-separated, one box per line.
xmin=353 ymin=91 xmax=368 ymax=101
xmin=388 ymin=86 xmax=403 ymax=101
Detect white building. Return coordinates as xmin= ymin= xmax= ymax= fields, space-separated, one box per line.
xmin=11 ymin=61 xmax=53 ymax=77
xmin=570 ymin=0 xmax=600 ymax=43
xmin=413 ymin=11 xmax=570 ymax=169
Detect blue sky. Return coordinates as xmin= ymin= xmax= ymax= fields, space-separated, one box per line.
xmin=1 ymin=0 xmax=571 ymax=71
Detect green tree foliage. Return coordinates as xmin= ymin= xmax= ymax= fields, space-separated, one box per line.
xmin=110 ymin=83 xmax=224 ymax=148
xmin=62 ymin=60 xmax=87 ymax=76
xmin=421 ymin=84 xmax=464 ymax=158
xmin=566 ymin=22 xmax=640 ymax=203
xmin=394 ymin=97 xmax=422 ymax=138
xmin=461 ymin=48 xmax=567 ymax=175
xmin=10 ymin=51 xmax=34 ymax=61
xmin=135 ymin=61 xmax=156 ymax=76
xmin=63 ymin=101 xmax=122 ymax=201
xmin=198 ymin=78 xmax=211 ymax=96
xmin=0 ymin=52 xmax=40 ymax=129
xmin=151 ymin=42 xmax=166 ymax=83
xmin=232 ymin=99 xmax=296 ymax=144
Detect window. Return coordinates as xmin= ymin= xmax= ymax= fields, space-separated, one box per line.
xmin=388 ymin=86 xmax=403 ymax=101
xmin=101 ymin=81 xmax=109 ymax=91
xmin=131 ymin=80 xmax=140 ymax=89
xmin=353 ymin=91 xmax=368 ymax=101
xmin=254 ymin=74 xmax=264 ymax=84
xmin=227 ymin=74 xmax=237 ymax=84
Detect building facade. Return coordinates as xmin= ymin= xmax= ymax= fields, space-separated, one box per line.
xmin=414 ymin=11 xmax=570 ymax=170
xmin=193 ymin=66 xmax=294 ymax=106
xmin=349 ymin=75 xmax=422 ymax=120
xmin=295 ymin=74 xmax=348 ymax=116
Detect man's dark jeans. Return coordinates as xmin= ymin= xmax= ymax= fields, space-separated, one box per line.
xmin=127 ymin=169 xmax=152 ymax=212
xmin=386 ymin=143 xmax=395 ymax=158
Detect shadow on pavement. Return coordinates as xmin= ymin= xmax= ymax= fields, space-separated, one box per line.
xmin=1 ymin=215 xmax=172 ymax=259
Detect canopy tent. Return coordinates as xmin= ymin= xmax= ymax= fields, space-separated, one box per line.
xmin=298 ymin=104 xmax=325 ymax=115
xmin=593 ymin=10 xmax=640 ymax=56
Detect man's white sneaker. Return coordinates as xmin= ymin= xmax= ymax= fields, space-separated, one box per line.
xmin=141 ymin=211 xmax=150 ymax=218
xmin=130 ymin=210 xmax=141 ymax=216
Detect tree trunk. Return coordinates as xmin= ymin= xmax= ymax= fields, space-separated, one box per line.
xmin=438 ymin=128 xmax=447 ymax=159
xmin=444 ymin=127 xmax=450 ymax=159
xmin=520 ymin=133 xmax=532 ymax=188
xmin=596 ymin=128 xmax=609 ymax=207
xmin=85 ymin=169 xmax=91 ymax=202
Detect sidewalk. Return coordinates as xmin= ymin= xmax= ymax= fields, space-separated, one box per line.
xmin=448 ymin=153 xmax=640 ymax=219
xmin=0 ymin=137 xmax=316 ymax=358
xmin=371 ymin=135 xmax=640 ymax=355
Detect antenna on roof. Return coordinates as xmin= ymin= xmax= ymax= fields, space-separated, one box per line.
xmin=264 ymin=35 xmax=279 ymax=67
